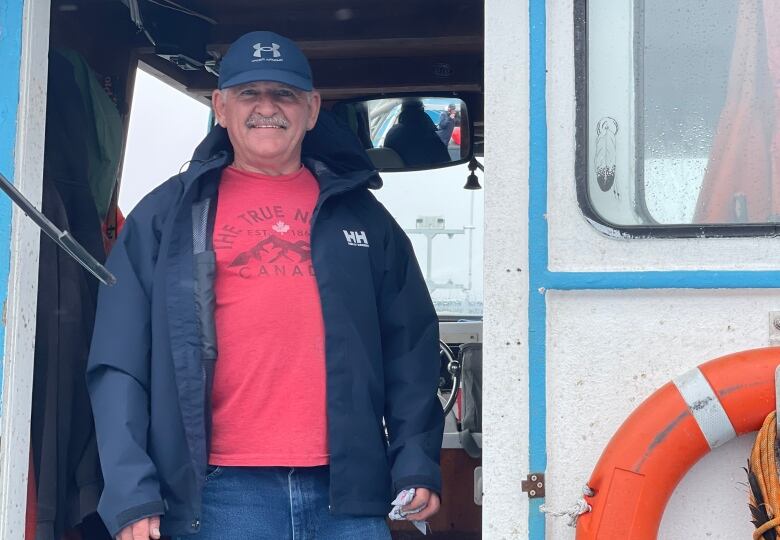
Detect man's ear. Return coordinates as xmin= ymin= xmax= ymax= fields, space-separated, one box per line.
xmin=212 ymin=89 xmax=227 ymax=127
xmin=306 ymin=91 xmax=322 ymax=131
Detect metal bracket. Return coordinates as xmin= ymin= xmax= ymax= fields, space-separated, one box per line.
xmin=474 ymin=467 xmax=483 ymax=505
xmin=521 ymin=473 xmax=545 ymax=498
xmin=775 ymin=365 xmax=780 ymax=430
xmin=770 ymin=311 xmax=780 ymax=346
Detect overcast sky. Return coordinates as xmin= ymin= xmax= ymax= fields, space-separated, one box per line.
xmin=119 ymin=69 xmax=212 ymax=212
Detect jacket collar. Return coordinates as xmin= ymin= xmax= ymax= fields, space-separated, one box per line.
xmin=184 ymin=110 xmax=383 ymax=193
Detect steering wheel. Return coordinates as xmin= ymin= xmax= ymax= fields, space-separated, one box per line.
xmin=438 ymin=340 xmax=462 ymax=416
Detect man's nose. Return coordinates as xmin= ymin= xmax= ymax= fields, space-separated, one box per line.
xmin=252 ymin=92 xmax=278 ymax=114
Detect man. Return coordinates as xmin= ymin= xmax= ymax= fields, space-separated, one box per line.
xmin=436 ymin=103 xmax=458 ymax=145
xmin=383 ymin=98 xmax=450 ymax=167
xmin=87 ymin=31 xmax=444 ymax=540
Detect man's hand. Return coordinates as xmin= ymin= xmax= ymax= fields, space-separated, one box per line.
xmin=401 ymin=487 xmax=440 ymax=521
xmin=115 ymin=516 xmax=161 ymax=540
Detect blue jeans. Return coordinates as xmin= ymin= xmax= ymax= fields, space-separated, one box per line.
xmin=177 ymin=466 xmax=391 ymax=540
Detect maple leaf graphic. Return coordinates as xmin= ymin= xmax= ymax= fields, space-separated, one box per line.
xmin=272 ymin=221 xmax=290 ymax=234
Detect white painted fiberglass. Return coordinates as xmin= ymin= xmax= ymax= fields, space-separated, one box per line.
xmin=546 ymin=289 xmax=773 ymax=538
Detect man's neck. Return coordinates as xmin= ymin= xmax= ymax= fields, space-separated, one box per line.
xmin=230 ymin=157 xmax=302 ymax=177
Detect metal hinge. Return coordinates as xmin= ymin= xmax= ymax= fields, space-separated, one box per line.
xmin=522 ymin=473 xmax=545 ymax=498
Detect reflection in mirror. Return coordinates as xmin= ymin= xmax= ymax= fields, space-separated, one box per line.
xmin=333 ymin=97 xmax=470 ymax=171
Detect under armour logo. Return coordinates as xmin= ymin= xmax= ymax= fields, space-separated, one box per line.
xmin=343 ymin=230 xmax=369 ymax=247
xmin=253 ymin=42 xmax=281 ymax=58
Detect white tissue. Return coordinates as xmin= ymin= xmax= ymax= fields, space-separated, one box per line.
xmin=388 ymin=488 xmax=428 ymax=535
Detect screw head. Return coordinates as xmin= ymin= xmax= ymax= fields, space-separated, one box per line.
xmin=530 ymin=475 xmax=537 ymax=481
xmin=530 ymin=490 xmax=536 ymax=496
xmin=773 ymin=318 xmax=780 ymax=331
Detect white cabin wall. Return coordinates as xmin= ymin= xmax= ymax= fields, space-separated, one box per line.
xmin=483 ymin=0 xmax=530 ymax=539
xmin=543 ymin=1 xmax=777 ymax=538
xmin=545 ymin=289 xmax=770 ymax=538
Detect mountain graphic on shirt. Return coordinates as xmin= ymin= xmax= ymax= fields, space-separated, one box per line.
xmin=228 ymin=236 xmax=311 ymax=267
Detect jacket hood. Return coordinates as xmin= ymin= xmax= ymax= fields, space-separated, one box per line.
xmin=189 ymin=109 xmax=383 ymax=189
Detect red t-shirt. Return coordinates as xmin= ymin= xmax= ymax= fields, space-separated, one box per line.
xmin=208 ymin=165 xmax=328 ymax=466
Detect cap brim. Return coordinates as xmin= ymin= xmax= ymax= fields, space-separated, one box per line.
xmin=219 ymin=69 xmax=312 ymax=91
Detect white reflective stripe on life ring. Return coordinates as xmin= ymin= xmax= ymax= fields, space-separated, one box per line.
xmin=672 ymin=367 xmax=737 ymax=449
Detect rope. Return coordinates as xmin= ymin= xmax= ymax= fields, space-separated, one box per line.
xmin=539 ymin=485 xmax=593 ymax=528
xmin=756 ymin=518 xmax=780 ymax=539
xmin=748 ymin=411 xmax=780 ymax=539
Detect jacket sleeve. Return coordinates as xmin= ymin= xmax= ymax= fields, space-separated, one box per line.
xmin=85 ymin=199 xmax=168 ymax=536
xmin=379 ymin=216 xmax=445 ymax=495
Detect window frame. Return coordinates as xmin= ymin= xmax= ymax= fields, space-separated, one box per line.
xmin=574 ymin=0 xmax=780 ymax=238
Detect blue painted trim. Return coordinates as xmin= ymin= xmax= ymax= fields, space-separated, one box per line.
xmin=528 ymin=0 xmax=547 ymax=537
xmin=0 ymin=0 xmax=25 ymax=405
xmin=529 ymin=498 xmax=545 ymax=538
xmin=541 ymin=270 xmax=780 ymax=290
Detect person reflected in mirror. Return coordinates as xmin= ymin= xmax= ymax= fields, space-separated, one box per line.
xmin=436 ymin=103 xmax=458 ymax=145
xmin=383 ymin=98 xmax=451 ymax=167
xmin=86 ymin=30 xmax=443 ymax=540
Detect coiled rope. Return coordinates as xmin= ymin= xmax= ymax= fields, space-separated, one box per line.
xmin=748 ymin=411 xmax=780 ymax=539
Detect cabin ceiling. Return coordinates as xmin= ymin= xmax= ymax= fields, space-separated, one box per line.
xmin=50 ymin=0 xmax=484 ymax=102
xmin=50 ymin=0 xmax=484 ymax=154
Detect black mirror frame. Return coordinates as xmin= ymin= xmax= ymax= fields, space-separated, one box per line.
xmin=329 ymin=91 xmax=476 ymax=173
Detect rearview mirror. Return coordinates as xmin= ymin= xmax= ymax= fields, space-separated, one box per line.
xmin=332 ymin=96 xmax=472 ymax=172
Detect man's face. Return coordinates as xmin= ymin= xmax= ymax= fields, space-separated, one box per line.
xmin=212 ymin=81 xmax=321 ymax=170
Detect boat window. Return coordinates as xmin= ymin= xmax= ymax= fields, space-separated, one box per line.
xmin=119 ymin=67 xmax=211 ymax=214
xmin=374 ymin=163 xmax=484 ymax=317
xmin=577 ymin=0 xmax=780 ymax=236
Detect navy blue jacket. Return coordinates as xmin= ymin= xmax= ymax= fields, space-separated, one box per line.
xmin=86 ymin=115 xmax=444 ymax=537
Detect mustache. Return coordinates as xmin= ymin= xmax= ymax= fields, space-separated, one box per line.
xmin=245 ymin=114 xmax=289 ymax=129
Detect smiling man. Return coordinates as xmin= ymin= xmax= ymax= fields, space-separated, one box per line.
xmin=87 ymin=31 xmax=444 ymax=540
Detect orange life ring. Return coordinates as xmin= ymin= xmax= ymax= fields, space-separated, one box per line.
xmin=575 ymin=347 xmax=780 ymax=539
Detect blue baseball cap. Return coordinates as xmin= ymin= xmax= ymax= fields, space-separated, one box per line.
xmin=218 ymin=31 xmax=313 ymax=91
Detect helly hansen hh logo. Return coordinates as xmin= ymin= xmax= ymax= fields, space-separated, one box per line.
xmin=343 ymin=230 xmax=369 ymax=247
